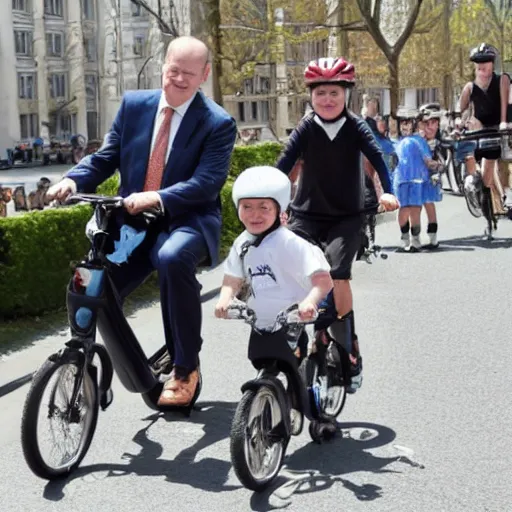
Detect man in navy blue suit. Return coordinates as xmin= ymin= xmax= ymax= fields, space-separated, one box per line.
xmin=47 ymin=36 xmax=237 ymax=406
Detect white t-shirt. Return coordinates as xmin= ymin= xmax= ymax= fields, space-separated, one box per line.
xmin=224 ymin=227 xmax=331 ymax=329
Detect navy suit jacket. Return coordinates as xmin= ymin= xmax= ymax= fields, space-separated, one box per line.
xmin=66 ymin=89 xmax=237 ymax=266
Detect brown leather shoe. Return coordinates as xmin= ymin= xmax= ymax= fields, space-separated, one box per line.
xmin=157 ymin=369 xmax=199 ymax=407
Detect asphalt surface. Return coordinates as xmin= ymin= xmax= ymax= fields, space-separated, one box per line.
xmin=1 ymin=192 xmax=512 ymax=512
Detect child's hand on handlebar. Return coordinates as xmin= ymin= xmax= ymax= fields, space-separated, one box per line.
xmin=214 ymin=298 xmax=232 ymax=319
xmin=298 ymin=301 xmax=317 ymax=321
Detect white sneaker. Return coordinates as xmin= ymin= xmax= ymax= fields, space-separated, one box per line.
xmin=427 ymin=232 xmax=439 ymax=248
xmin=400 ymin=233 xmax=410 ymax=250
xmin=410 ymin=236 xmax=422 ymax=252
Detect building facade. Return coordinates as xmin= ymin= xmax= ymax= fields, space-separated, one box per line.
xmin=0 ymin=0 xmax=211 ymax=157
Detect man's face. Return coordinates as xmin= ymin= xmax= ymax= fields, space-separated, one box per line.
xmin=475 ymin=61 xmax=493 ymax=80
xmin=311 ymin=84 xmax=346 ymax=120
xmin=162 ymin=49 xmax=210 ymax=106
xmin=424 ymin=118 xmax=439 ymax=140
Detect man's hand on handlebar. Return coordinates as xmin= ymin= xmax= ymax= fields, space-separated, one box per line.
xmin=46 ymin=178 xmax=77 ymax=203
xmin=379 ymin=193 xmax=400 ymax=212
xmin=123 ymin=192 xmax=163 ymax=215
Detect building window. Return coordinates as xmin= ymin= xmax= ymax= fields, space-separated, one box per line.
xmin=82 ymin=0 xmax=94 ymax=20
xmin=261 ymin=100 xmax=269 ymax=122
xmin=46 ymin=33 xmax=64 ymax=57
xmin=44 ymin=0 xmax=63 ymax=16
xmin=14 ymin=31 xmax=32 ymax=55
xmin=131 ymin=2 xmax=142 ymax=15
xmin=133 ymin=35 xmax=145 ymax=56
xmin=259 ymin=77 xmax=270 ymax=94
xmin=84 ymin=37 xmax=96 ymax=61
xmin=416 ymin=88 xmax=439 ymax=107
xmin=87 ymin=111 xmax=98 ymax=139
xmin=244 ymin=78 xmax=254 ymax=95
xmin=238 ymin=102 xmax=245 ymax=122
xmin=19 ymin=113 xmax=39 ymax=139
xmin=251 ymin=101 xmax=258 ymax=120
xmin=85 ymin=74 xmax=97 ymax=101
xmin=18 ymin=73 xmax=37 ymax=99
xmin=12 ymin=0 xmax=29 ymax=11
xmin=48 ymin=73 xmax=67 ymax=98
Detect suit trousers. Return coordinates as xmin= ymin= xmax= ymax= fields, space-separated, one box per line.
xmin=109 ymin=224 xmax=209 ymax=374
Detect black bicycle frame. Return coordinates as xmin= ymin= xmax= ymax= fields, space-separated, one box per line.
xmin=241 ymin=328 xmax=313 ymax=424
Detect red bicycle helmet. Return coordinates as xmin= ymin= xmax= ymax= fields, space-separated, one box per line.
xmin=304 ymin=57 xmax=355 ymax=87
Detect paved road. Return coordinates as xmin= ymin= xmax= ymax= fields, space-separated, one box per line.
xmin=0 ymin=164 xmax=70 ymax=187
xmin=1 ymin=193 xmax=512 ymax=512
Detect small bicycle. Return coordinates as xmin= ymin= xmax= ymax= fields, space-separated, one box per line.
xmin=20 ymin=194 xmax=202 ymax=480
xmin=226 ymin=299 xmax=350 ymax=491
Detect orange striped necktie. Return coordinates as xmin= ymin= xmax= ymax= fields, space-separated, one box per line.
xmin=143 ymin=106 xmax=174 ymax=191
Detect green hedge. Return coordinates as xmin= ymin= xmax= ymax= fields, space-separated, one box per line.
xmin=229 ymin=142 xmax=282 ymax=178
xmin=0 ymin=205 xmax=92 ymax=318
xmin=0 ymin=143 xmax=281 ymax=319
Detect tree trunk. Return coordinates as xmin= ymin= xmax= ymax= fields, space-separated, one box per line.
xmin=336 ymin=1 xmax=349 ymax=57
xmin=207 ymin=0 xmax=223 ymax=106
xmin=441 ymin=0 xmax=453 ymax=109
xmin=389 ymin=55 xmax=399 ymax=117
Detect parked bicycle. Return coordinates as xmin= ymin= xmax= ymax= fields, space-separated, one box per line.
xmin=20 ymin=194 xmax=202 ymax=480
xmin=226 ymin=299 xmax=352 ymax=491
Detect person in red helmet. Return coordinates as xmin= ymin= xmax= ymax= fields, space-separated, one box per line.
xmin=276 ymin=57 xmax=399 ymax=393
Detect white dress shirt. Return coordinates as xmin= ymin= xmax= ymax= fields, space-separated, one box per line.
xmin=150 ymin=91 xmax=197 ymax=162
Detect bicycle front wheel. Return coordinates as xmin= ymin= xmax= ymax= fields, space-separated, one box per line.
xmin=230 ymin=386 xmax=287 ymax=491
xmin=21 ymin=354 xmax=99 ymax=480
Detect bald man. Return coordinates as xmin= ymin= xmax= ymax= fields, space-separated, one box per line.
xmin=48 ymin=36 xmax=237 ymax=407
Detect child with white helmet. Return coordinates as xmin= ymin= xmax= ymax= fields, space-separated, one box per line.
xmin=215 ymin=165 xmax=333 ymax=333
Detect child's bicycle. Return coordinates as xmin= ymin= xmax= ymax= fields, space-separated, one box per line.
xmin=225 ymin=299 xmax=351 ymax=491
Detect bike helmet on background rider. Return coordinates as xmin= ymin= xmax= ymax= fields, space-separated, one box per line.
xmin=469 ymin=43 xmax=497 ymax=63
xmin=419 ymin=102 xmax=443 ymax=121
xmin=232 ymin=166 xmax=291 ymax=214
xmin=304 ymin=57 xmax=356 ymax=89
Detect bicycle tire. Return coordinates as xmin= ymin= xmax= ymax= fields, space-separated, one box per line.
xmin=447 ymin=154 xmax=462 ymax=195
xmin=21 ymin=355 xmax=99 ymax=480
xmin=230 ymin=387 xmax=287 ymax=491
xmin=300 ymin=353 xmax=346 ymax=422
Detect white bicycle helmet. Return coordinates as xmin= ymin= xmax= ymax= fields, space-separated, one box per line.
xmin=232 ymin=166 xmax=291 ymax=213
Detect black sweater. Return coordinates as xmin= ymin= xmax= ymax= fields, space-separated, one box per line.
xmin=276 ymin=111 xmax=392 ymax=220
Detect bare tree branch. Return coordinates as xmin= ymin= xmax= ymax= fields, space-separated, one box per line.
xmin=130 ymin=0 xmax=178 ymax=37
xmin=219 ymin=24 xmax=266 ymax=33
xmin=394 ymin=0 xmax=424 ymax=56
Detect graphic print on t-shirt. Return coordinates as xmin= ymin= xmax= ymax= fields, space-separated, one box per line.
xmin=248 ymin=264 xmax=277 ymax=296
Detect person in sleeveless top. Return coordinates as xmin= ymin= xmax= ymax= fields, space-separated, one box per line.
xmin=458 ymin=43 xmax=511 ymax=235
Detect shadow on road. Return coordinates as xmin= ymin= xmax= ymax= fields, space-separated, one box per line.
xmin=438 ymin=235 xmax=512 ymax=250
xmin=382 ymin=234 xmax=512 ymax=254
xmin=42 ymin=400 xmax=240 ymax=501
xmin=0 ymin=372 xmax=33 ymax=398
xmin=250 ymin=422 xmax=425 ymax=511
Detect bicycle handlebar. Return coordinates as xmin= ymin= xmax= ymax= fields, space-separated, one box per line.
xmin=225 ymin=299 xmax=318 ymax=328
xmin=65 ymin=193 xmax=163 ymax=221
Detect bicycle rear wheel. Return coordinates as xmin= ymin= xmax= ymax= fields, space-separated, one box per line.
xmin=301 ymin=348 xmax=346 ymax=422
xmin=230 ymin=386 xmax=287 ymax=491
xmin=21 ymin=354 xmax=99 ymax=480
